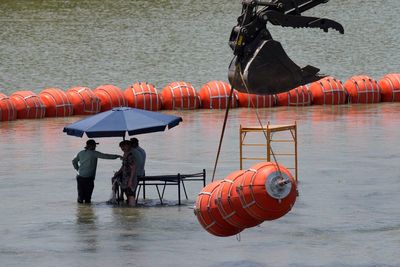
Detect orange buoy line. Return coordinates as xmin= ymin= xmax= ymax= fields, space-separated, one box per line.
xmin=161 ymin=81 xmax=200 ymax=110
xmin=237 ymin=91 xmax=275 ymax=108
xmin=276 ymin=85 xmax=312 ymax=106
xmin=39 ymin=88 xmax=73 ymax=117
xmin=194 ymin=162 xmax=297 ymax=237
xmin=1 ymin=74 xmax=400 ymax=121
xmin=309 ymin=77 xmax=347 ymax=105
xmin=199 ymin=81 xmax=238 ymax=109
xmin=67 ymin=86 xmax=101 ymax=115
xmin=124 ymin=82 xmax=162 ymax=111
xmin=0 ymin=93 xmax=17 ymax=121
xmin=378 ymin=73 xmax=400 ymax=102
xmin=344 ymin=75 xmax=381 ymax=104
xmin=9 ymin=91 xmax=46 ymax=119
xmin=93 ymin=84 xmax=126 ymax=112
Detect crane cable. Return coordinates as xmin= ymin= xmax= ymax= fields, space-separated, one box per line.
xmin=211 ymin=3 xmax=282 ymax=182
xmin=211 ymin=63 xmax=283 ymax=182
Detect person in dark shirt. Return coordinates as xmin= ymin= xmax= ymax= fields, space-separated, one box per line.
xmin=112 ymin=140 xmax=137 ymax=206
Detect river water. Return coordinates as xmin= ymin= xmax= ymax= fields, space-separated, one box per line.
xmin=0 ymin=1 xmax=400 ymax=267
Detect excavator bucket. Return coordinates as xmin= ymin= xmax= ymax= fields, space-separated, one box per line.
xmin=228 ymin=39 xmax=324 ymax=95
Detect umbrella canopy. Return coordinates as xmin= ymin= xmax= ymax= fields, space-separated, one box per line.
xmin=63 ymin=107 xmax=183 ymax=138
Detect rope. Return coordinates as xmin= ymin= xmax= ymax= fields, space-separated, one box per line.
xmin=211 ymin=3 xmax=251 ymax=182
xmin=211 ymin=87 xmax=234 ymax=182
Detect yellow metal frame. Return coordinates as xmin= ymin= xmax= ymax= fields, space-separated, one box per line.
xmin=239 ymin=122 xmax=298 ymax=181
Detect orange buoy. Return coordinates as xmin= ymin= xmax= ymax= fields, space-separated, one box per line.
xmin=378 ymin=73 xmax=400 ymax=102
xmin=0 ymin=93 xmax=17 ymax=121
xmin=9 ymin=91 xmax=46 ymax=119
xmin=236 ymin=92 xmax=275 ymax=108
xmin=124 ymin=82 xmax=162 ymax=111
xmin=194 ymin=180 xmax=243 ymax=237
xmin=199 ymin=81 xmax=238 ymax=109
xmin=276 ymin=85 xmax=312 ymax=106
xmin=39 ymin=88 xmax=73 ymax=117
xmin=161 ymin=81 xmax=201 ymax=110
xmin=215 ymin=170 xmax=263 ymax=229
xmin=344 ymin=75 xmax=380 ymax=104
xmin=66 ymin=86 xmax=101 ymax=115
xmin=93 ymin=84 xmax=126 ymax=111
xmin=237 ymin=162 xmax=297 ymax=221
xmin=309 ymin=77 xmax=347 ymax=105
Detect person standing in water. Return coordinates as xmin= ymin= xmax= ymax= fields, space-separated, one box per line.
xmin=130 ymin=137 xmax=146 ymax=177
xmin=113 ymin=140 xmax=137 ymax=206
xmin=72 ymin=139 xmax=121 ymax=204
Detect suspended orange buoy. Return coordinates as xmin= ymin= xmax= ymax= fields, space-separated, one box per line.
xmin=194 ymin=180 xmax=243 ymax=237
xmin=215 ymin=170 xmax=263 ymax=229
xmin=276 ymin=85 xmax=312 ymax=106
xmin=66 ymin=86 xmax=101 ymax=115
xmin=161 ymin=81 xmax=201 ymax=110
xmin=199 ymin=81 xmax=238 ymax=109
xmin=236 ymin=92 xmax=275 ymax=108
xmin=309 ymin=77 xmax=347 ymax=105
xmin=378 ymin=73 xmax=400 ymax=102
xmin=195 ymin=162 xmax=297 ymax=237
xmin=93 ymin=84 xmax=126 ymax=111
xmin=237 ymin=162 xmax=297 ymax=221
xmin=39 ymin=88 xmax=73 ymax=117
xmin=0 ymin=93 xmax=17 ymax=121
xmin=344 ymin=75 xmax=380 ymax=104
xmin=124 ymin=82 xmax=162 ymax=111
xmin=9 ymin=91 xmax=46 ymax=119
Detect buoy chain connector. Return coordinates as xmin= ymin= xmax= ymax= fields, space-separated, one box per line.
xmin=265 ymin=171 xmax=292 ymax=200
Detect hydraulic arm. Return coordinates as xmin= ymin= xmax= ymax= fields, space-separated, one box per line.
xmin=228 ymin=0 xmax=344 ymax=94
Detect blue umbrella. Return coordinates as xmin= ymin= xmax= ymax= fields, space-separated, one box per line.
xmin=63 ymin=107 xmax=183 ymax=138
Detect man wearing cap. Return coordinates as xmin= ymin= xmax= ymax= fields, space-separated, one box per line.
xmin=72 ymin=139 xmax=122 ymax=204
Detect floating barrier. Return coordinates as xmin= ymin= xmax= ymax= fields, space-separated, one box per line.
xmin=344 ymin=75 xmax=380 ymax=104
xmin=2 ymin=73 xmax=400 ymax=123
xmin=215 ymin=170 xmax=262 ymax=229
xmin=124 ymin=82 xmax=162 ymax=111
xmin=195 ymin=180 xmax=243 ymax=237
xmin=9 ymin=91 xmax=46 ymax=119
xmin=276 ymin=85 xmax=312 ymax=106
xmin=0 ymin=93 xmax=17 ymax=121
xmin=195 ymin=162 xmax=297 ymax=237
xmin=199 ymin=81 xmax=238 ymax=109
xmin=66 ymin=87 xmax=101 ymax=115
xmin=161 ymin=81 xmax=200 ymax=110
xmin=236 ymin=162 xmax=297 ymax=221
xmin=237 ymin=91 xmax=275 ymax=108
xmin=39 ymin=88 xmax=73 ymax=117
xmin=378 ymin=73 xmax=400 ymax=102
xmin=93 ymin=84 xmax=126 ymax=111
xmin=309 ymin=77 xmax=347 ymax=105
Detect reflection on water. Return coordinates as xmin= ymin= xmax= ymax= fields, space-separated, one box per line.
xmin=75 ymin=204 xmax=98 ymax=253
xmin=76 ymin=204 xmax=97 ymax=225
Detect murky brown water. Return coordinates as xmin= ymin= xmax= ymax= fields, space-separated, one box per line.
xmin=1 ymin=1 xmax=400 ymax=266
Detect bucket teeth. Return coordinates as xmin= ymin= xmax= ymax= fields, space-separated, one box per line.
xmin=228 ymin=40 xmax=324 ymax=95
